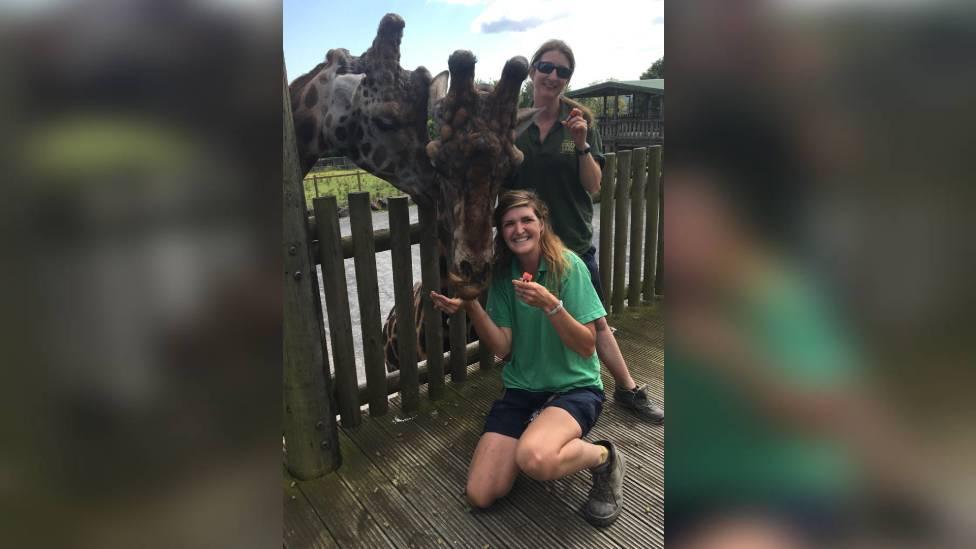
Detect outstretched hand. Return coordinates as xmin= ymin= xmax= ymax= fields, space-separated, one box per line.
xmin=430 ymin=290 xmax=466 ymax=315
xmin=512 ymin=279 xmax=557 ymax=311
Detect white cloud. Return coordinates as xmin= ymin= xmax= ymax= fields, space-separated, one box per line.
xmin=426 ymin=0 xmax=486 ymax=6
xmin=470 ymin=0 xmax=571 ymax=33
xmin=463 ymin=0 xmax=664 ymax=86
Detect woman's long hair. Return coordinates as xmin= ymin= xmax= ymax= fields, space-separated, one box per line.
xmin=529 ymin=39 xmax=595 ymax=124
xmin=493 ymin=191 xmax=570 ymax=297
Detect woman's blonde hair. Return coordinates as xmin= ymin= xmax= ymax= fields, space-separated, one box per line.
xmin=529 ymin=39 xmax=595 ymax=124
xmin=493 ymin=190 xmax=570 ymax=296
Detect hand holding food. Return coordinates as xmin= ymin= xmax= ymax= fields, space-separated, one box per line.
xmin=512 ymin=277 xmax=556 ymax=310
xmin=563 ymin=107 xmax=587 ymax=148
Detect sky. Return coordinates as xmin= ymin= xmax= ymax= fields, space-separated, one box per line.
xmin=283 ymin=0 xmax=663 ymax=89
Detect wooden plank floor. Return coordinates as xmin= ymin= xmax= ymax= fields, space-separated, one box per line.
xmin=285 ymin=305 xmax=663 ymax=549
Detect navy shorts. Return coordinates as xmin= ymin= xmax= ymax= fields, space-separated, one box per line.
xmin=483 ymin=387 xmax=605 ymax=439
xmin=667 ymin=500 xmax=848 ymax=546
xmin=578 ymin=246 xmax=605 ymax=303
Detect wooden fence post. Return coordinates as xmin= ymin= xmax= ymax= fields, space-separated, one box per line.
xmin=612 ymin=150 xmax=632 ymax=315
xmin=445 ymin=223 xmax=467 ymax=384
xmin=598 ymin=153 xmax=617 ymax=311
xmin=478 ymin=292 xmax=493 ymax=370
xmin=628 ymin=148 xmax=647 ymax=307
xmin=348 ymin=192 xmax=388 ymax=416
xmin=654 ymin=145 xmax=664 ymax=297
xmin=419 ymin=203 xmax=445 ymax=400
xmin=449 ymin=299 xmax=468 ymax=384
xmin=389 ymin=197 xmax=420 ymax=414
xmin=282 ymin=65 xmax=338 ymax=478
xmin=643 ymin=145 xmax=662 ymax=302
xmin=314 ymin=196 xmax=361 ymax=428
xmin=448 ymin=240 xmax=468 ymax=383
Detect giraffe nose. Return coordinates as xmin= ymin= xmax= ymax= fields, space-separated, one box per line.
xmin=458 ymin=260 xmax=474 ymax=279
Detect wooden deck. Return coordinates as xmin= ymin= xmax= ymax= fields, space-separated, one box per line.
xmin=285 ymin=305 xmax=663 ymax=549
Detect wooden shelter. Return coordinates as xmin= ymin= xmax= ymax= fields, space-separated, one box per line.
xmin=566 ymin=79 xmax=664 ymax=151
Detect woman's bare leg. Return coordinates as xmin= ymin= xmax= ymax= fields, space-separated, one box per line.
xmin=515 ymin=407 xmax=607 ymax=481
xmin=466 ymin=433 xmax=520 ymax=508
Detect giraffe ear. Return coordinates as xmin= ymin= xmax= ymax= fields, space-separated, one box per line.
xmin=428 ymin=70 xmax=449 ymax=117
xmin=514 ymin=107 xmax=544 ymax=138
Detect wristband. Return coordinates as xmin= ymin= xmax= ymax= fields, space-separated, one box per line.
xmin=546 ymin=299 xmax=564 ymax=317
xmin=576 ymin=146 xmax=591 ymax=157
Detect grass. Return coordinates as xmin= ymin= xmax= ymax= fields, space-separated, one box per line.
xmin=303 ymin=168 xmax=405 ymax=209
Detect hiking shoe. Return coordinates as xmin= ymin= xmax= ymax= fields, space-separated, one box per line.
xmin=583 ymin=440 xmax=626 ymax=527
xmin=614 ymin=384 xmax=664 ymax=424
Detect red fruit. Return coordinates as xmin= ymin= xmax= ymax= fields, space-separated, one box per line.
xmin=521 ymin=272 xmax=533 ymax=282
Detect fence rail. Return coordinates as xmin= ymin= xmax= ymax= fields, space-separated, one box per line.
xmin=599 ymin=118 xmax=664 ymax=141
xmin=312 ymin=156 xmax=357 ymax=171
xmin=305 ymin=168 xmax=368 ymax=199
xmin=283 ymin=137 xmax=663 ymax=478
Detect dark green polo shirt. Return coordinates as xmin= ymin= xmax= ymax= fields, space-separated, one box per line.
xmin=505 ymin=102 xmax=606 ymax=256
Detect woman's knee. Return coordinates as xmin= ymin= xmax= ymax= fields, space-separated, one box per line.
xmin=515 ymin=441 xmax=560 ymax=481
xmin=465 ymin=478 xmax=502 ymax=509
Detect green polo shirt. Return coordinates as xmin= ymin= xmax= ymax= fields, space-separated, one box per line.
xmin=486 ymin=251 xmax=606 ymax=393
xmin=505 ymin=102 xmax=606 ymax=256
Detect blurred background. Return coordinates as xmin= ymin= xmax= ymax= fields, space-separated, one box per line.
xmin=3 ymin=0 xmax=975 ymax=547
xmin=666 ymin=0 xmax=976 ymax=547
xmin=1 ymin=0 xmax=282 ymax=547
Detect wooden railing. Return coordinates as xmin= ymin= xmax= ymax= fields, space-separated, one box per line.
xmin=284 ymin=66 xmax=662 ymax=478
xmin=598 ymin=117 xmax=664 ymax=141
xmin=306 ymin=168 xmax=368 ymax=199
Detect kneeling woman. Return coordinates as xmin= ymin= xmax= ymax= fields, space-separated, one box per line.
xmin=431 ymin=190 xmax=625 ymax=527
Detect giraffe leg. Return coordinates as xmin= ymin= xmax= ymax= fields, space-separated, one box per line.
xmin=383 ymin=306 xmax=399 ymax=373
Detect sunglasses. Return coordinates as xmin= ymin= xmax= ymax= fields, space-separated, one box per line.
xmin=534 ymin=61 xmax=572 ymax=79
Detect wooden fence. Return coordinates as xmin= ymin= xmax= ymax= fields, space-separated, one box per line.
xmin=599 ymin=118 xmax=664 ymax=141
xmin=306 ymin=168 xmax=367 ymax=199
xmin=283 ymin=73 xmax=662 ymax=479
xmin=312 ymin=156 xmax=358 ymax=171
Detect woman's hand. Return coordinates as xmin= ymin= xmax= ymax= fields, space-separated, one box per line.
xmin=430 ymin=290 xmax=467 ymax=314
xmin=562 ymin=107 xmax=588 ymax=150
xmin=512 ymin=280 xmax=558 ymax=311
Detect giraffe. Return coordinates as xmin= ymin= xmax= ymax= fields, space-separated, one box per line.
xmin=289 ymin=14 xmax=438 ymax=204
xmin=289 ymin=13 xmax=539 ymax=371
xmin=381 ymin=256 xmax=477 ymax=373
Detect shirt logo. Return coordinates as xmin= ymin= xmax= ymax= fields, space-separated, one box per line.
xmin=560 ymin=139 xmax=576 ymax=154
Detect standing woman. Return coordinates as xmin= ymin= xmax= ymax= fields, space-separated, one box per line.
xmin=504 ymin=39 xmax=664 ymax=423
xmin=431 ymin=191 xmax=625 ymax=526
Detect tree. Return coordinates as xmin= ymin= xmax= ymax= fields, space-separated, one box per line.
xmin=518 ymin=81 xmax=534 ymax=108
xmin=641 ymin=57 xmax=663 ymax=80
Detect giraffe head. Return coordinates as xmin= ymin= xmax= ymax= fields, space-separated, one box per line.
xmin=427 ymin=50 xmax=539 ymax=299
xmin=289 ymin=13 xmax=438 ymax=203
xmin=426 ymin=51 xmax=541 ymax=299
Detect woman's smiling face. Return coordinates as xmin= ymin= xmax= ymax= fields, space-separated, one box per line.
xmin=531 ymin=50 xmax=572 ymax=102
xmin=500 ymin=206 xmax=542 ymax=256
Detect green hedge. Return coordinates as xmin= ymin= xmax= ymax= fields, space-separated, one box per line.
xmin=303 ymin=168 xmax=405 ymax=208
